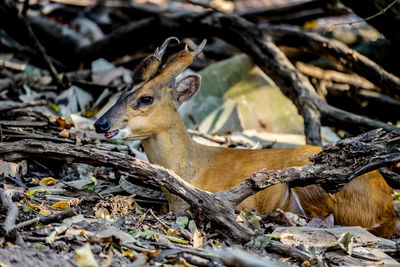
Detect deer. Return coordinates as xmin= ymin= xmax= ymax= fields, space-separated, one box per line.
xmin=94 ymin=37 xmax=396 ymax=238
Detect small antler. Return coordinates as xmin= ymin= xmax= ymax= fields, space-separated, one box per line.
xmin=185 ymin=39 xmax=207 ymax=57
xmin=154 ymin=37 xmax=180 ymax=61
xmin=140 ymin=38 xmax=207 ymax=91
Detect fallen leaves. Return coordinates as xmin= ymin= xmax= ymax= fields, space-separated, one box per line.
xmin=75 ymin=243 xmax=99 ymax=267
xmin=51 ymin=201 xmax=71 ymax=210
xmin=39 ymin=177 xmax=57 ymax=186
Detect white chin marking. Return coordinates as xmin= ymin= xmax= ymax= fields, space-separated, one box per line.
xmin=116 ymin=128 xmax=132 ymax=139
xmin=114 ymin=128 xmax=146 ymax=140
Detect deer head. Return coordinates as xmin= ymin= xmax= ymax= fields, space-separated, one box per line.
xmin=94 ymin=37 xmax=206 ymax=140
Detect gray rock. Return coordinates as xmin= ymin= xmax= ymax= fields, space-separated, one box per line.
xmin=180 ymin=54 xmax=304 ymax=135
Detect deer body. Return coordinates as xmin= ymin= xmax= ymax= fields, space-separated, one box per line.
xmin=95 ymin=38 xmax=396 ymax=238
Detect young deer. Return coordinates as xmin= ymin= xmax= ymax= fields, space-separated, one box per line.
xmin=95 ymin=37 xmax=395 ymax=238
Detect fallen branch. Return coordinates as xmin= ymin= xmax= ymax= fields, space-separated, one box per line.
xmin=77 ymin=11 xmax=400 ymax=144
xmin=267 ymin=25 xmax=400 ymax=98
xmin=11 ymin=9 xmax=398 ymax=143
xmin=296 ymin=62 xmax=376 ymax=90
xmin=218 ymin=128 xmax=400 ymax=206
xmin=0 ymin=100 xmax=48 ymax=113
xmin=0 ymin=139 xmax=254 ymax=241
xmin=325 ymin=83 xmax=400 ymax=123
xmin=0 ymin=188 xmax=19 ymax=234
xmin=15 ymin=208 xmax=78 ymax=229
xmin=239 ymin=0 xmax=349 ymax=25
xmin=1 ymin=129 xmax=399 ymax=242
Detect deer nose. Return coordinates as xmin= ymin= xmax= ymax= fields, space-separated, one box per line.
xmin=94 ymin=119 xmax=111 ymax=133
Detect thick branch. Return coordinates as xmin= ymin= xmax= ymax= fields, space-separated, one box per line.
xmin=267 ymin=25 xmax=400 ymax=98
xmin=218 ymin=128 xmax=400 ymax=206
xmin=239 ymin=0 xmax=349 ymax=25
xmin=0 ymin=100 xmax=47 ymax=113
xmin=0 ymin=188 xmax=19 ymax=234
xmin=0 ymin=140 xmax=254 ymax=242
xmin=1 ymin=129 xmax=399 ymax=242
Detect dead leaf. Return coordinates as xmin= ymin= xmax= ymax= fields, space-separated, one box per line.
xmin=39 ymin=209 xmax=52 ymax=216
xmin=166 ymin=228 xmax=180 ymax=236
xmin=79 ymin=230 xmax=89 ymax=240
xmin=30 ymin=178 xmax=40 ymax=185
xmin=51 ymin=201 xmax=70 ymax=210
xmin=327 ymin=232 xmax=354 ymax=255
xmin=188 ymin=220 xmax=203 ymax=248
xmin=28 ymin=201 xmax=44 ymax=210
xmin=46 ymin=231 xmax=57 ymax=244
xmin=142 ymin=250 xmax=160 ymax=259
xmin=75 ymin=243 xmax=99 ymax=267
xmin=94 ymin=207 xmax=110 ymax=220
xmin=39 ymin=177 xmax=58 ymax=186
xmin=238 ymin=209 xmax=261 ymax=231
xmin=134 ymin=202 xmax=143 ymax=215
xmin=56 ymin=118 xmax=72 ymax=129
xmin=0 ymin=160 xmax=19 ymax=177
xmin=123 ymin=250 xmax=139 ymax=260
xmin=59 ymin=129 xmax=70 ymax=138
xmin=191 ymin=228 xmax=203 ymax=248
xmin=265 ymin=232 xmax=294 ymax=240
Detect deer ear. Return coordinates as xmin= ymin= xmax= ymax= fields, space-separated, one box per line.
xmin=172 ymin=75 xmax=201 ymax=107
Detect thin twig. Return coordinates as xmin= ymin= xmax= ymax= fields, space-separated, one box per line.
xmin=331 ymin=0 xmax=398 ymax=26
xmin=14 ymin=217 xmax=40 ymax=229
xmin=18 ymin=2 xmax=67 ymax=88
xmin=149 ymin=208 xmax=169 ymax=230
xmin=123 ymin=243 xmax=150 ymax=252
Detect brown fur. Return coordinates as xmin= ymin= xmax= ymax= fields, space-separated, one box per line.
xmin=97 ymin=45 xmax=395 ymax=238
xmin=140 ymin=100 xmax=395 ymax=238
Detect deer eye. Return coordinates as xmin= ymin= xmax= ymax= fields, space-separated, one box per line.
xmin=134 ymin=96 xmax=154 ymax=108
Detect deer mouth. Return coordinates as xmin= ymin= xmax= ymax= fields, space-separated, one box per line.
xmin=105 ymin=129 xmax=119 ymax=139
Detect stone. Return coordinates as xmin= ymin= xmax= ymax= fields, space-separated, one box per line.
xmin=180 ymin=54 xmax=304 ymax=135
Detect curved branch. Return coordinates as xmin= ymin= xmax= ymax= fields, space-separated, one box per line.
xmin=267 ymin=25 xmax=400 ymax=98
xmin=218 ymin=128 xmax=400 ymax=206
xmin=0 ymin=140 xmax=254 ymax=242
xmin=1 ymin=129 xmax=398 ymax=242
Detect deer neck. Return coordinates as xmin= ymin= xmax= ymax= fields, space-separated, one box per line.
xmin=141 ymin=114 xmax=203 ymax=183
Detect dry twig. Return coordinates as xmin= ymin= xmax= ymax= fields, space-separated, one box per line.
xmin=0 ymin=188 xmax=19 ymax=234
xmin=0 ymin=129 xmax=398 ymax=242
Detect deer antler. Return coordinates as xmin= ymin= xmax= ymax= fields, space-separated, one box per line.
xmin=154 ymin=37 xmax=180 ymax=61
xmin=188 ymin=39 xmax=207 ymax=57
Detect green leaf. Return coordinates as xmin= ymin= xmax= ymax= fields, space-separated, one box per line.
xmin=134 ymin=202 xmax=143 ymax=215
xmin=82 ymin=181 xmax=96 ymax=191
xmin=166 ymin=235 xmax=189 ymax=245
xmin=176 ymin=216 xmax=189 ymax=229
xmin=49 ymin=102 xmax=60 ymax=113
xmin=24 ymin=66 xmax=41 ymax=75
